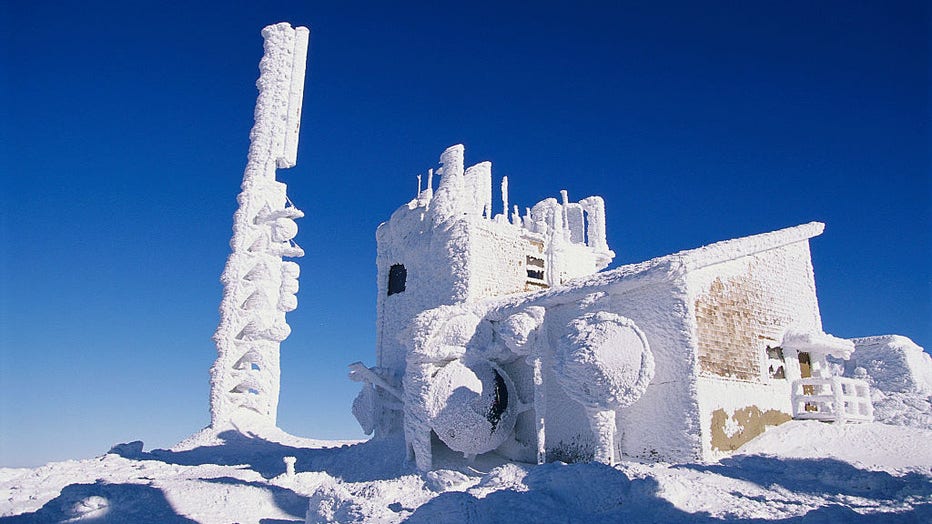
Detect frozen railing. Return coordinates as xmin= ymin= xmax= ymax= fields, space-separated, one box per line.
xmin=791 ymin=377 xmax=874 ymax=423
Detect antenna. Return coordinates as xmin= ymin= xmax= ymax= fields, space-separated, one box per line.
xmin=501 ymin=176 xmax=509 ymax=218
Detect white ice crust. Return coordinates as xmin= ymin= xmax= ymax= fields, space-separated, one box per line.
xmin=842 ymin=335 xmax=932 ymax=429
xmin=209 ymin=22 xmax=310 ymax=431
xmin=555 ymin=312 xmax=654 ymax=411
xmin=357 ymin=145 xmax=670 ymax=470
xmin=782 ymin=329 xmax=855 ymax=359
xmin=353 ymin=145 xmax=882 ymax=472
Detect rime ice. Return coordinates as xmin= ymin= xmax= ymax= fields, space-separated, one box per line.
xmin=209 ymin=22 xmax=310 ymax=431
xmin=351 ymin=145 xmax=876 ymax=470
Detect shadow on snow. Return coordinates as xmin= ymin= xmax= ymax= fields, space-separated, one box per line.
xmin=677 ymin=455 xmax=932 ymax=502
xmin=117 ymin=430 xmax=409 ymax=482
xmin=202 ymin=476 xmax=307 ymax=521
xmin=25 ymin=434 xmax=927 ymax=523
xmin=404 ymin=458 xmax=932 ymax=524
xmin=0 ymin=481 xmax=196 ymax=523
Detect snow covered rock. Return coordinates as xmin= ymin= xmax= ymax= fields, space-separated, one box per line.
xmin=849 ymin=335 xmax=932 ymax=395
xmin=107 ymin=441 xmax=144 ymax=459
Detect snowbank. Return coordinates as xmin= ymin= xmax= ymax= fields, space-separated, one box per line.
xmin=848 ymin=335 xmax=932 ymax=396
xmin=2 ymin=421 xmax=930 ymax=523
xmin=842 ymin=335 xmax=932 ymax=430
xmin=738 ymin=419 xmax=932 ymax=472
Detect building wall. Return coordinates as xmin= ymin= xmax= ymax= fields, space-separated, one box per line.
xmin=684 ymin=240 xmax=822 ymax=458
xmin=466 ymin=220 xmax=545 ymax=300
xmin=379 ymin=215 xmax=830 ymax=467
xmin=515 ymin=275 xmax=702 ymax=464
xmin=552 ymin=242 xmax=606 ymax=287
xmin=375 ymin=202 xmax=463 ymax=375
xmin=695 ymin=376 xmax=792 ymax=455
xmin=607 ymin=279 xmax=702 ymax=463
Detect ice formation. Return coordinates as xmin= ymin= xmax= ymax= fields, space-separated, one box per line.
xmin=841 ymin=335 xmax=932 ymax=429
xmin=351 ymin=145 xmax=875 ymax=470
xmin=209 ymin=22 xmax=310 ymax=430
xmin=847 ymin=335 xmax=932 ymax=396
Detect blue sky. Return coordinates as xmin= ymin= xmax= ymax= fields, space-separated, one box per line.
xmin=1 ymin=1 xmax=928 ymax=467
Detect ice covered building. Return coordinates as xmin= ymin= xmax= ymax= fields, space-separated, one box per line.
xmin=350 ymin=145 xmax=872 ymax=470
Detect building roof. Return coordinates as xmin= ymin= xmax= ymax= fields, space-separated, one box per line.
xmin=497 ymin=222 xmax=825 ymax=307
xmin=664 ymin=221 xmax=824 ymax=274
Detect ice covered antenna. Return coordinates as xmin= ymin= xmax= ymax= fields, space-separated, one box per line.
xmin=501 ymin=176 xmax=509 ymax=218
xmin=209 ymin=23 xmax=310 ymax=431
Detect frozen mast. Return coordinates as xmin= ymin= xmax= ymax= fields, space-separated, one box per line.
xmin=209 ymin=23 xmax=310 ymax=430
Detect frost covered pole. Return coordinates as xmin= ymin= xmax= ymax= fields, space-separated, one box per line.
xmin=209 ymin=23 xmax=310 ymax=431
xmin=501 ymin=176 xmax=509 ymax=219
xmin=532 ymin=355 xmax=546 ymax=465
xmin=588 ymin=409 xmax=616 ymax=465
xmin=579 ymin=196 xmax=607 ymax=252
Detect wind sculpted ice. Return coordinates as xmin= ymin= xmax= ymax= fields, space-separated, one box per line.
xmin=209 ymin=22 xmax=310 ymax=431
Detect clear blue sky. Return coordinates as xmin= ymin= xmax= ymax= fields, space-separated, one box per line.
xmin=1 ymin=1 xmax=928 ymax=467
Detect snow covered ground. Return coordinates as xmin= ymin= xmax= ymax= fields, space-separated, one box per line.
xmin=1 ymin=420 xmax=930 ymax=523
xmin=2 ymin=336 xmax=929 ymax=522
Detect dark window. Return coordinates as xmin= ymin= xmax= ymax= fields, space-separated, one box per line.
xmin=387 ymin=264 xmax=407 ymax=296
xmin=526 ymin=255 xmax=545 ymax=281
xmin=766 ymin=346 xmax=786 ymax=379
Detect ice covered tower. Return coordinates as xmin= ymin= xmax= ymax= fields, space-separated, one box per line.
xmin=209 ymin=23 xmax=310 ymax=430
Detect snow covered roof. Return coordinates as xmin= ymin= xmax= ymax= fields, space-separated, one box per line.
xmin=663 ymin=221 xmax=824 ymax=273
xmin=493 ymin=222 xmax=825 ymax=307
xmin=782 ymin=329 xmax=855 ymax=359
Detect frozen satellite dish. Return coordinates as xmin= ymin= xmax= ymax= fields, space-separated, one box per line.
xmin=426 ymin=360 xmax=519 ymax=456
xmin=555 ymin=312 xmax=654 ymax=411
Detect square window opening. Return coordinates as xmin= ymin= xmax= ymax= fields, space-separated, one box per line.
xmin=388 ymin=264 xmax=407 ymax=296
